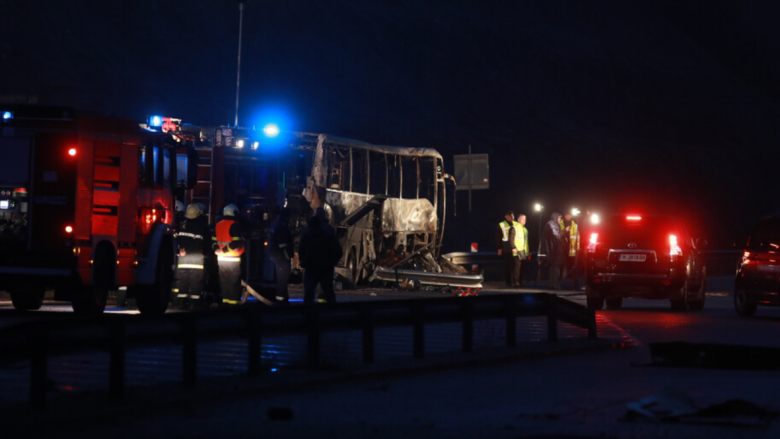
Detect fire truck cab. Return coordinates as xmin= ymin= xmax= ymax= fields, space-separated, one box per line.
xmin=0 ymin=105 xmax=192 ymax=315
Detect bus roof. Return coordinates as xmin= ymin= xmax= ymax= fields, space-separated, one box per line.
xmin=296 ymin=132 xmax=443 ymax=160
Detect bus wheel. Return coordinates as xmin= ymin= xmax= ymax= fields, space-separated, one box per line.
xmin=72 ymin=247 xmax=113 ymax=315
xmin=10 ymin=287 xmax=45 ymax=311
xmin=137 ymin=244 xmax=174 ymax=316
xmin=346 ymin=249 xmax=359 ymax=289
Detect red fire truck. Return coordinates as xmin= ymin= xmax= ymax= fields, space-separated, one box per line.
xmin=0 ymin=105 xmax=196 ymax=315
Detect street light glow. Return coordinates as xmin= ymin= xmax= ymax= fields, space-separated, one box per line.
xmin=572 ymin=208 xmax=580 ymax=216
xmin=534 ymin=203 xmax=543 ymax=212
xmin=591 ymin=213 xmax=600 ymax=224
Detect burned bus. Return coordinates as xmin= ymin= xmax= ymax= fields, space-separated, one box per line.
xmin=172 ymin=124 xmax=480 ymax=289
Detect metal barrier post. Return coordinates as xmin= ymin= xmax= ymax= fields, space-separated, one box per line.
xmin=30 ymin=328 xmax=47 ymax=409
xmin=462 ymin=299 xmax=474 ymax=353
xmin=546 ymin=294 xmax=558 ymax=342
xmin=307 ymin=306 xmax=321 ymax=368
xmin=505 ymin=296 xmax=517 ymax=347
xmin=361 ymin=305 xmax=375 ymax=364
xmin=412 ymin=303 xmax=425 ymax=358
xmin=181 ymin=316 xmax=198 ymax=386
xmin=109 ymin=321 xmax=126 ymax=399
xmin=247 ymin=310 xmax=263 ymax=376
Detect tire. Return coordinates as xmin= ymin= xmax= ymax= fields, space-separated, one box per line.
xmin=689 ymin=277 xmax=706 ymax=311
xmin=345 ymin=248 xmax=359 ymax=289
xmin=72 ymin=245 xmax=113 ymax=315
xmin=670 ymin=279 xmax=690 ymax=311
xmin=10 ymin=287 xmax=45 ymax=311
xmin=586 ymin=296 xmax=604 ymax=310
xmin=734 ymin=284 xmax=757 ymax=317
xmin=137 ymin=243 xmax=174 ymax=316
xmin=605 ymin=297 xmax=623 ymax=310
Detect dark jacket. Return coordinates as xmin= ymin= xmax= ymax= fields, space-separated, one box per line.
xmin=298 ymin=214 xmax=343 ymax=275
xmin=176 ymin=217 xmax=210 ymax=265
xmin=541 ymin=212 xmax=567 ymax=266
xmin=268 ymin=216 xmax=294 ymax=261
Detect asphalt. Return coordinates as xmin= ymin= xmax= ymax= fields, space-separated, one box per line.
xmin=4 ymin=277 xmax=780 ymax=439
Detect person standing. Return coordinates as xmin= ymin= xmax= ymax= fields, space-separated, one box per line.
xmin=173 ymin=204 xmax=210 ymax=309
xmin=495 ymin=210 xmax=520 ymax=287
xmin=558 ymin=212 xmax=580 ymax=286
xmin=515 ymin=214 xmax=531 ymax=286
xmin=541 ymin=212 xmax=568 ymax=290
xmin=212 ymin=204 xmax=246 ymax=305
xmin=298 ymin=207 xmax=342 ymax=304
xmin=268 ymin=207 xmax=294 ymax=304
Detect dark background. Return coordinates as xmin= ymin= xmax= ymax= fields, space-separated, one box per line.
xmin=2 ymin=0 xmax=779 ymax=252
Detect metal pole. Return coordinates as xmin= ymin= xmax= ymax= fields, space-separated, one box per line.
xmin=536 ymin=211 xmax=543 ymax=285
xmin=234 ymin=1 xmax=245 ymax=128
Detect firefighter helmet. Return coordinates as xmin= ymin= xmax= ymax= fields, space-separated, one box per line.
xmin=175 ymin=200 xmax=186 ymax=214
xmin=185 ymin=204 xmax=201 ymax=220
xmin=223 ymin=204 xmax=239 ymax=217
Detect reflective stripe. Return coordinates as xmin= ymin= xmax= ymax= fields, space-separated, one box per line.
xmin=499 ymin=221 xmax=512 ymax=242
xmin=222 ymin=298 xmax=240 ymax=305
xmin=172 ymin=288 xmax=179 ymax=293
xmin=218 ymin=256 xmax=241 ymax=262
xmin=232 ymin=237 xmax=242 ymax=241
xmin=178 ymin=232 xmax=203 ymax=239
xmin=176 ymin=294 xmax=188 ymax=299
xmin=279 ymin=243 xmax=288 ymax=248
xmin=178 ymin=264 xmax=204 ymax=269
xmin=216 ymin=241 xmax=231 ymax=245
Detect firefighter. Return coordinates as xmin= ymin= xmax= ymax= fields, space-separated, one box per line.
xmin=268 ymin=207 xmax=294 ymax=304
xmin=173 ymin=204 xmax=209 ymax=309
xmin=298 ymin=207 xmax=342 ymax=304
xmin=495 ymin=210 xmax=520 ymax=287
xmin=559 ymin=212 xmax=580 ymax=286
xmin=514 ymin=214 xmax=531 ymax=286
xmin=212 ymin=204 xmax=246 ymax=305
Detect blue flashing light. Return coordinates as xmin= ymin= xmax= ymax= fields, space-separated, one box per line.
xmin=270 ymin=368 xmax=278 ymax=372
xmin=149 ymin=115 xmax=163 ymax=127
xmin=2 ymin=111 xmax=12 ymax=121
xmin=263 ymin=123 xmax=280 ymax=138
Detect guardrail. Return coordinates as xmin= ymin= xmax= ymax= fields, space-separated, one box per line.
xmin=0 ymin=293 xmax=595 ymax=408
xmin=443 ymin=249 xmax=742 ymax=277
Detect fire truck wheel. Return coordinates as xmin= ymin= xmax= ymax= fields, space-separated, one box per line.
xmin=137 ymin=244 xmax=174 ymax=316
xmin=72 ymin=247 xmax=113 ymax=315
xmin=10 ymin=287 xmax=45 ymax=311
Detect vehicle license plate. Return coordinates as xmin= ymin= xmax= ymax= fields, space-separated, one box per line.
xmin=619 ymin=254 xmax=646 ymax=262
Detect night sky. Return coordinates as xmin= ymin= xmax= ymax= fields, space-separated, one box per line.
xmin=2 ymin=0 xmax=780 ymax=251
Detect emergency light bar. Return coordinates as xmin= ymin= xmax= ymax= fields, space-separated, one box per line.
xmin=2 ymin=111 xmax=12 ymax=121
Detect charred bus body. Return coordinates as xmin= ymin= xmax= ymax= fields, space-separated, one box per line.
xmin=178 ymin=126 xmax=477 ymax=289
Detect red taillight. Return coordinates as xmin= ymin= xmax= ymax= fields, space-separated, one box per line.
xmin=669 ymin=234 xmax=682 ymax=256
xmin=626 ymin=215 xmax=642 ymax=221
xmin=64 ymin=225 xmax=73 ymax=234
xmin=587 ymin=233 xmax=598 ymax=253
xmin=68 ymin=148 xmax=77 ymax=157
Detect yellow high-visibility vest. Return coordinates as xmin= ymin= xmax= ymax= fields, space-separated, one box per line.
xmin=559 ymin=219 xmax=580 ymax=257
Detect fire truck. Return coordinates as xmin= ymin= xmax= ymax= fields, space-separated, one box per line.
xmin=0 ymin=105 xmax=196 ymax=314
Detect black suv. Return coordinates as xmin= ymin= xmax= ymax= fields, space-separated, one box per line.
xmin=734 ymin=215 xmax=780 ymax=316
xmin=585 ymin=214 xmax=706 ymax=310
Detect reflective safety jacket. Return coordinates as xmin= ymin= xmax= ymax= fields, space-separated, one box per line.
xmin=212 ymin=217 xmax=245 ymax=259
xmin=513 ymin=221 xmax=530 ymax=255
xmin=176 ymin=217 xmax=210 ymax=269
xmin=558 ymin=219 xmax=580 ymax=257
xmin=496 ymin=220 xmax=516 ymax=251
